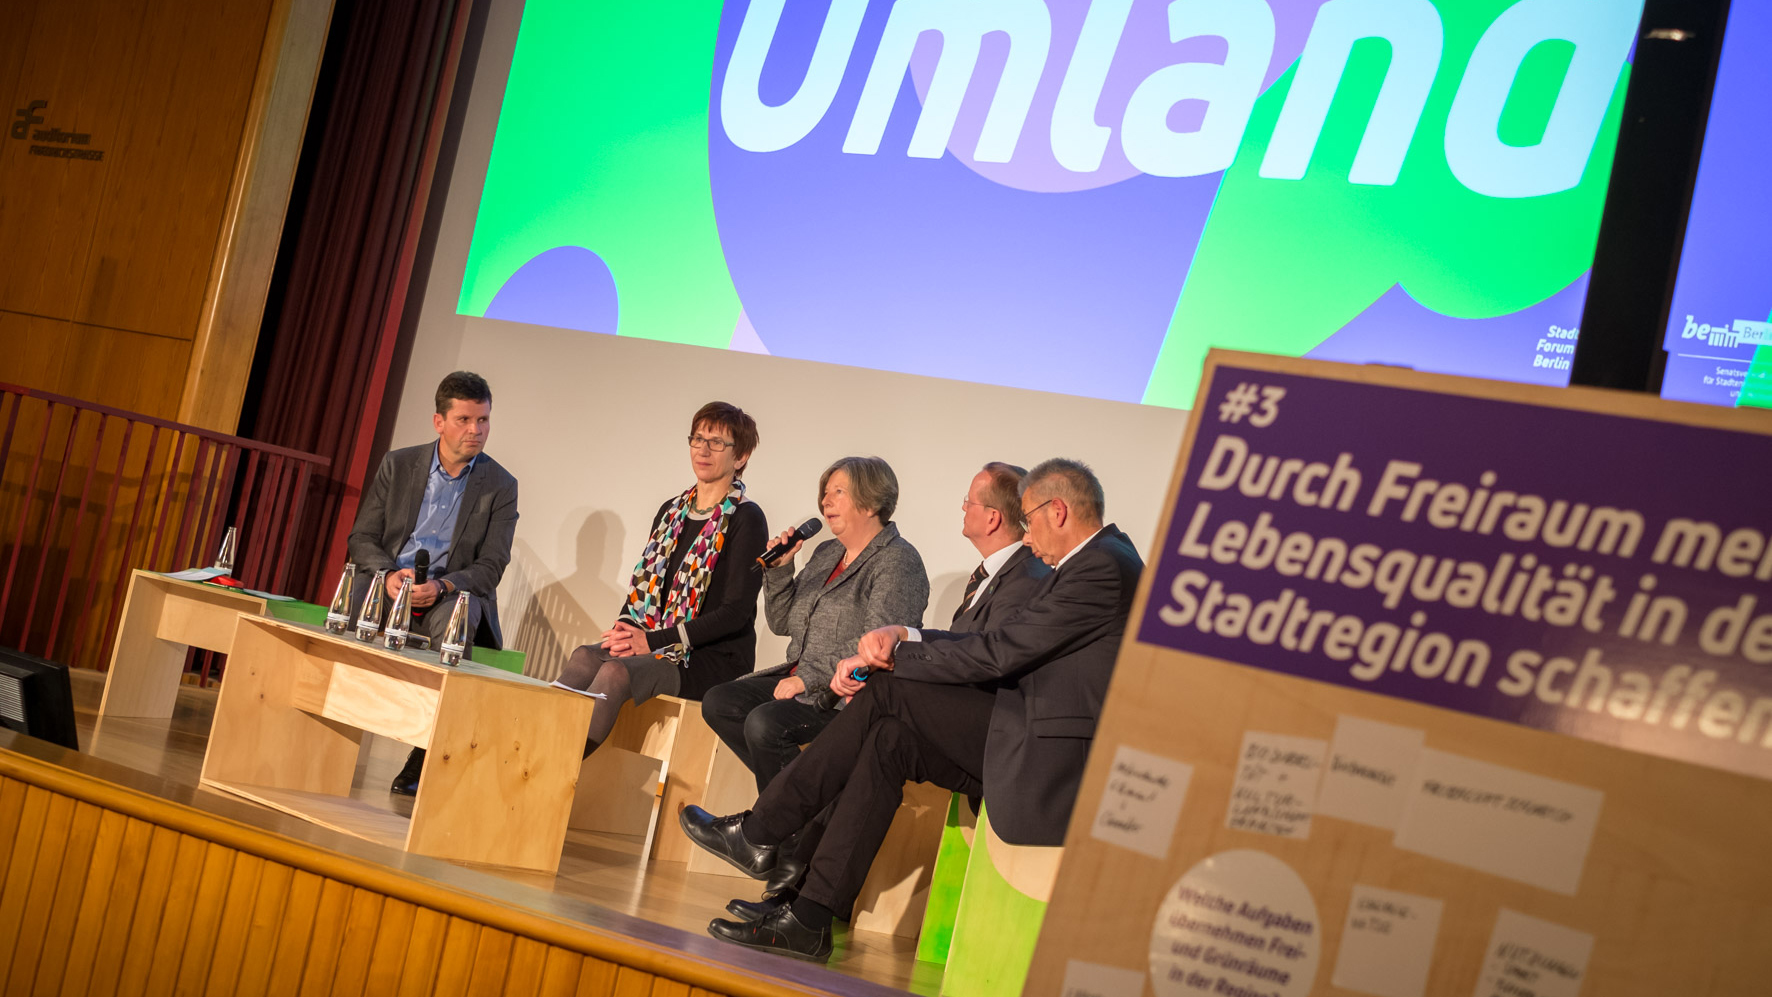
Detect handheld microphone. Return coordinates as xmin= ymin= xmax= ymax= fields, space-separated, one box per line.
xmin=755 ymin=518 xmax=823 ymax=570
xmin=814 ymin=664 xmax=871 ymax=710
xmin=412 ymin=549 xmax=430 ymax=616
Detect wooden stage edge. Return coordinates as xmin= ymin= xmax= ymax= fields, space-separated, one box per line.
xmin=0 ymin=671 xmax=938 ymax=997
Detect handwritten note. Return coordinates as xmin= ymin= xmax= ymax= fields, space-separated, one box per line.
xmin=1393 ymin=750 xmax=1603 ymax=895
xmin=1091 ymin=745 xmax=1194 ymax=859
xmin=1061 ymin=959 xmax=1146 ymax=997
xmin=1472 ymin=909 xmax=1594 ymax=997
xmin=1315 ymin=716 xmax=1425 ymax=830
xmin=1225 ymin=731 xmax=1327 ymax=839
xmin=1331 ymin=884 xmax=1444 ymax=997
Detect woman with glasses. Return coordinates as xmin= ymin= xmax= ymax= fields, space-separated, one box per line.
xmin=702 ymin=455 xmax=929 ymax=796
xmin=554 ymin=402 xmax=769 ymax=756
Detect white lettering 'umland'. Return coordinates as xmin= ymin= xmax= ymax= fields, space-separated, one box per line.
xmin=719 ymin=0 xmax=1644 ymax=197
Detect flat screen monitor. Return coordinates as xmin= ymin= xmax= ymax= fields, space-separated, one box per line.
xmin=1658 ymin=1 xmax=1771 ymax=408
xmin=459 ymin=0 xmax=1644 ymax=408
xmin=0 ymin=648 xmax=79 ymax=752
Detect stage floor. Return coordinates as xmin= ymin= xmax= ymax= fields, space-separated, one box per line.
xmin=68 ymin=668 xmax=944 ymax=996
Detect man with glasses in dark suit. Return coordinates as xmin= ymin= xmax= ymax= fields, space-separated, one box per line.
xmin=682 ymin=458 xmax=1141 ymax=962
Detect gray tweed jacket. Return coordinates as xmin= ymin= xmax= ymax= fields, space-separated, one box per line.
xmin=759 ymin=523 xmax=928 ymax=697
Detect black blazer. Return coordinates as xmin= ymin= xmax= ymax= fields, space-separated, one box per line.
xmin=346 ymin=443 xmax=519 ymax=647
xmin=893 ymin=526 xmax=1143 ymax=846
xmin=948 ymin=544 xmax=1050 ymax=635
xmin=621 ymin=498 xmax=769 ymax=701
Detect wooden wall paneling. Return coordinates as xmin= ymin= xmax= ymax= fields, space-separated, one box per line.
xmin=112 ymin=823 xmax=181 ymax=996
xmin=0 ymin=784 xmax=52 ymax=976
xmin=395 ymin=905 xmax=451 ymax=997
xmin=169 ymin=841 xmax=241 ymax=995
xmin=31 ymin=798 xmax=103 ymax=993
xmin=365 ymin=896 xmax=420 ymax=995
xmin=0 ymin=0 xmax=148 ymax=319
xmin=0 ymin=313 xmax=68 ymax=398
xmin=53 ymin=325 xmax=194 ymax=420
xmin=203 ymin=850 xmax=267 ymax=997
xmin=573 ymin=957 xmax=619 ymax=997
xmin=295 ymin=876 xmax=354 ymax=995
xmin=56 ymin=808 xmax=129 ymax=997
xmin=464 ymin=926 xmax=516 ymax=997
xmin=84 ymin=817 xmax=157 ymax=997
xmin=608 ymin=965 xmax=654 ymax=997
xmin=182 ymin=0 xmax=337 ymax=433
xmin=228 ymin=859 xmax=294 ymax=997
xmin=4 ymin=790 xmax=75 ymax=992
xmin=265 ymin=868 xmax=326 ymax=997
xmin=80 ymin=0 xmax=275 ymax=341
xmin=0 ymin=0 xmax=39 ymax=117
xmin=140 ymin=832 xmax=213 ymax=993
xmin=535 ymin=948 xmax=583 ymax=997
xmin=505 ymin=937 xmax=551 ymax=997
xmin=0 ymin=778 xmax=26 ymax=882
xmin=430 ymin=916 xmax=483 ymax=997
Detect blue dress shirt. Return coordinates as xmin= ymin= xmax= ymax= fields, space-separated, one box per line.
xmin=396 ymin=445 xmax=477 ymax=574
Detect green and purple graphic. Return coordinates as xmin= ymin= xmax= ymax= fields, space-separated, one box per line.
xmin=1659 ymin=1 xmax=1772 ymax=410
xmin=460 ymin=0 xmax=1640 ymax=409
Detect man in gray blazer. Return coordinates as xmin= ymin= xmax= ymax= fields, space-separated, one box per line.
xmin=686 ymin=459 xmax=1140 ymax=961
xmin=346 ymin=371 xmax=519 ymax=794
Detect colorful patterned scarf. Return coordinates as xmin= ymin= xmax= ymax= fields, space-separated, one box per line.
xmin=621 ymin=479 xmax=745 ymax=656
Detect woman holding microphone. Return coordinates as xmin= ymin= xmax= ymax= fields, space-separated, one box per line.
xmin=701 ymin=455 xmax=928 ymax=793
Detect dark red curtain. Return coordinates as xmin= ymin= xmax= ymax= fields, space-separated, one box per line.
xmin=247 ymin=0 xmax=474 ymax=601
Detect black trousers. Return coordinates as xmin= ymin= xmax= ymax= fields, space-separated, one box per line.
xmin=701 ymin=672 xmax=842 ymax=793
xmin=745 ymin=673 xmax=995 ymax=919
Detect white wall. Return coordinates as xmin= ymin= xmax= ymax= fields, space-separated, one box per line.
xmin=391 ymin=0 xmax=1190 ymax=678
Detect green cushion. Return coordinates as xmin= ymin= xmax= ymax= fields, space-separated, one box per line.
xmin=939 ymin=804 xmax=1053 ymax=997
xmin=267 ymin=600 xmax=329 ymax=626
xmin=473 ymin=646 xmax=526 ymax=675
xmin=916 ymin=793 xmax=975 ymax=965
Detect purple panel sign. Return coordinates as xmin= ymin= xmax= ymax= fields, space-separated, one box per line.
xmin=1139 ymin=358 xmax=1772 ymax=782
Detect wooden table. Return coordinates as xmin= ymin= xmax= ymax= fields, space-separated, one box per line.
xmin=100 ymin=569 xmax=323 ymax=719
xmin=199 ymin=615 xmax=595 ymax=873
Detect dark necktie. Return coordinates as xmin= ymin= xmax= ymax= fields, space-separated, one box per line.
xmin=951 ymin=562 xmax=989 ymax=624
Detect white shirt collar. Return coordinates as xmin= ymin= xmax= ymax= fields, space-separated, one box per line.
xmin=1055 ymin=528 xmax=1105 ymax=571
xmin=967 ymin=541 xmax=1024 ymax=609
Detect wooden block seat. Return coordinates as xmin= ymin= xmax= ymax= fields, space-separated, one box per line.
xmin=938 ymin=804 xmax=1064 ymax=997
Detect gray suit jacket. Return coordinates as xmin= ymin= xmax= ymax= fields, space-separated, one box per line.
xmin=346 ymin=442 xmax=519 ymax=647
xmin=761 ymin=523 xmax=928 ymax=698
xmin=894 ymin=526 xmax=1143 ymax=846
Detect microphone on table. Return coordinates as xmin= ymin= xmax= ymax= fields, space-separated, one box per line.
xmin=412 ymin=549 xmax=430 ymax=616
xmin=754 ymin=518 xmax=823 ymax=570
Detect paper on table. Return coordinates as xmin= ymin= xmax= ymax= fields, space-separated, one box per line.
xmin=1226 ymin=731 xmax=1327 ymax=839
xmin=242 ymin=588 xmax=295 ymax=601
xmin=1090 ymin=744 xmax=1193 ymax=859
xmin=1331 ymin=884 xmax=1444 ymax=997
xmin=1060 ymin=959 xmax=1145 ymax=997
xmin=1316 ymin=716 xmax=1425 ymax=831
xmin=1471 ymin=909 xmax=1594 ymax=997
xmin=1393 ymin=749 xmax=1603 ymax=896
xmin=549 ymin=679 xmax=608 ymax=699
xmin=163 ymin=567 xmax=229 ymax=581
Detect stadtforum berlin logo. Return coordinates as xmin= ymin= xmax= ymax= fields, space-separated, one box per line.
xmin=11 ymin=100 xmax=104 ymax=161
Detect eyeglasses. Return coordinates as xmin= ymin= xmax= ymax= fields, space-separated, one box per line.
xmin=960 ymin=497 xmax=985 ymax=511
xmin=1017 ymin=497 xmax=1055 ymax=530
xmin=687 ymin=434 xmax=734 ymax=452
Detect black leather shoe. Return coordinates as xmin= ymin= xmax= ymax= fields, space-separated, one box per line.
xmin=680 ymin=806 xmax=777 ymax=879
xmin=764 ymin=852 xmax=807 ymax=897
xmin=708 ymin=904 xmax=832 ymax=962
xmin=390 ymin=747 xmax=425 ymax=796
xmin=725 ymin=895 xmax=789 ymax=922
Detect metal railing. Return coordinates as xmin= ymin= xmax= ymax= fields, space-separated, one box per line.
xmin=0 ymin=381 xmax=329 ymax=673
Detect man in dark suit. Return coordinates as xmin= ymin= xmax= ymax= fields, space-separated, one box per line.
xmin=346 ymin=370 xmax=520 ymax=794
xmin=683 ymin=458 xmax=1141 ymax=962
xmin=730 ymin=461 xmax=1053 ymax=912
